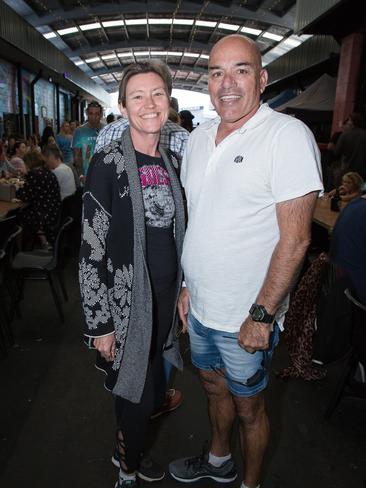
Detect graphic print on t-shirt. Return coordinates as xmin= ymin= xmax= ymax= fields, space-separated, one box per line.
xmin=138 ymin=160 xmax=175 ymax=228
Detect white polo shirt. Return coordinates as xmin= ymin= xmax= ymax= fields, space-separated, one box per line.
xmin=181 ymin=103 xmax=323 ymax=332
xmin=53 ymin=163 xmax=77 ymax=200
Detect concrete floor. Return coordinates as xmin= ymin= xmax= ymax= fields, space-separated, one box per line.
xmin=1 ymin=257 xmax=365 ymax=488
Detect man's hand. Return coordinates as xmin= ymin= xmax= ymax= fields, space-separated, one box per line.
xmin=178 ymin=287 xmax=190 ymax=333
xmin=238 ymin=317 xmax=272 ymax=353
xmin=94 ymin=334 xmax=116 ymax=362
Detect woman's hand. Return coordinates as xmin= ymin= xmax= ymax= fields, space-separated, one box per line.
xmin=94 ymin=334 xmax=116 ymax=362
xmin=178 ymin=287 xmax=190 ymax=333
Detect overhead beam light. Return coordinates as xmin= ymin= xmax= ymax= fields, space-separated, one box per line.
xmin=102 ymin=20 xmax=125 ymax=27
xmin=118 ymin=52 xmax=133 ymax=57
xmin=125 ymin=19 xmax=148 ymax=25
xmin=149 ymin=18 xmax=172 ymax=25
xmin=135 ymin=51 xmax=150 ymax=56
xmin=151 ymin=51 xmax=168 ymax=55
xmin=195 ymin=20 xmax=217 ymax=28
xmin=79 ymin=22 xmax=101 ymax=31
xmin=173 ymin=19 xmax=194 ymax=25
xmin=168 ymin=51 xmax=183 ymax=56
xmin=101 ymin=54 xmax=118 ymax=60
xmin=85 ymin=56 xmax=101 ymax=63
xmin=184 ymin=52 xmax=200 ymax=58
xmin=218 ymin=23 xmax=239 ymax=31
xmin=57 ymin=27 xmax=78 ymax=35
xmin=241 ymin=26 xmax=262 ymax=36
xmin=43 ymin=31 xmax=57 ymax=39
xmin=262 ymin=32 xmax=284 ymax=42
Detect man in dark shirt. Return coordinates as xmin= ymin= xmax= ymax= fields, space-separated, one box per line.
xmin=330 ymin=195 xmax=366 ymax=305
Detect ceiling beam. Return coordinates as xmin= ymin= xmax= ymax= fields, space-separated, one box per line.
xmin=93 ymin=63 xmax=208 ymax=77
xmin=26 ymin=0 xmax=295 ymax=30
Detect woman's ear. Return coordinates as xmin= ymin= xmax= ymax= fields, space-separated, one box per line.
xmin=118 ymin=101 xmax=127 ymax=119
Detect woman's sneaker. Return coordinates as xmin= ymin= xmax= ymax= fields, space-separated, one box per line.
xmin=169 ymin=449 xmax=237 ymax=483
xmin=114 ymin=478 xmax=138 ymax=487
xmin=112 ymin=450 xmax=165 ymax=482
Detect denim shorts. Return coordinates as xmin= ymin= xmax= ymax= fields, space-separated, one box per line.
xmin=188 ymin=312 xmax=280 ymax=397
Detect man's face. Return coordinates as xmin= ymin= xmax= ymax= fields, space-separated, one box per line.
xmin=45 ymin=154 xmax=60 ymax=169
xmin=208 ymin=37 xmax=268 ymax=127
xmin=87 ymin=107 xmax=102 ymax=128
xmin=17 ymin=143 xmax=28 ymax=158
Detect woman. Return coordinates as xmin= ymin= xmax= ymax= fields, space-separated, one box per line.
xmin=326 ymin=171 xmax=364 ymax=203
xmin=79 ymin=62 xmax=185 ymax=488
xmin=16 ymin=150 xmax=61 ymax=249
xmin=40 ymin=126 xmax=55 ymax=149
xmin=10 ymin=140 xmax=28 ymax=175
xmin=56 ymin=121 xmax=73 ymax=165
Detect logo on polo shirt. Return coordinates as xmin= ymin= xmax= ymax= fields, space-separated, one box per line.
xmin=234 ymin=155 xmax=244 ymax=164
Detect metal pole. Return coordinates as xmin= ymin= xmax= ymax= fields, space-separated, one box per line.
xmin=30 ymin=70 xmax=42 ymax=135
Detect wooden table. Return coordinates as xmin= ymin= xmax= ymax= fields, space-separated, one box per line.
xmin=0 ymin=200 xmax=24 ymax=219
xmin=313 ymin=198 xmax=343 ymax=233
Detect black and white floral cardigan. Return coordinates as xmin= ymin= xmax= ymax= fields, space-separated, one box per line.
xmin=79 ymin=128 xmax=185 ymax=402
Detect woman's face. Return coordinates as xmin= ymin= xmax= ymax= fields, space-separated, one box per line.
xmin=16 ymin=143 xmax=27 ymax=158
xmin=62 ymin=122 xmax=71 ymax=134
xmin=341 ymin=176 xmax=354 ymax=193
xmin=121 ymin=72 xmax=170 ymax=138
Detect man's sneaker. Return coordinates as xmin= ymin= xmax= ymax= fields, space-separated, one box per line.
xmin=150 ymin=388 xmax=183 ymax=419
xmin=169 ymin=449 xmax=237 ymax=483
xmin=114 ymin=478 xmax=138 ymax=488
xmin=112 ymin=450 xmax=165 ymax=482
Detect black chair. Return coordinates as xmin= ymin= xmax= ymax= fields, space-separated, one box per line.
xmin=324 ymin=289 xmax=366 ymax=418
xmin=12 ymin=216 xmax=73 ymax=323
xmin=0 ymin=223 xmax=23 ymax=353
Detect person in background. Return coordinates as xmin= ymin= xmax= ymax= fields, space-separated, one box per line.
xmin=10 ymin=140 xmax=28 ymax=175
xmin=179 ymin=110 xmax=195 ymax=132
xmin=6 ymin=135 xmax=16 ymax=159
xmin=169 ymin=34 xmax=322 ymax=488
xmin=79 ymin=61 xmax=185 ymax=488
xmin=72 ymin=101 xmax=104 ymax=181
xmin=335 ymin=112 xmax=366 ymax=179
xmin=69 ymin=120 xmax=78 ymax=136
xmin=16 ymin=150 xmax=61 ymax=249
xmin=56 ymin=121 xmax=73 ymax=165
xmin=0 ymin=141 xmax=17 ymax=177
xmin=43 ymin=145 xmax=76 ymax=200
xmin=168 ymin=108 xmax=181 ymax=125
xmin=106 ymin=113 xmax=116 ymax=124
xmin=41 ymin=126 xmax=56 ymax=149
xmin=27 ymin=135 xmax=41 ymax=153
xmin=325 ymin=171 xmax=364 ymax=204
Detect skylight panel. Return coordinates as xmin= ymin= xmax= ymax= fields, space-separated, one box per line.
xmin=241 ymin=26 xmax=262 ymax=36
xmin=218 ymin=23 xmax=239 ymax=31
xmin=173 ymin=19 xmax=194 ymax=25
xmin=118 ymin=52 xmax=133 ymax=58
xmin=184 ymin=52 xmax=200 ymax=58
xmin=102 ymin=20 xmax=125 ymax=27
xmin=79 ymin=22 xmax=101 ymax=31
xmin=57 ymin=27 xmax=78 ymax=35
xmin=262 ymin=32 xmax=284 ymax=42
xmin=149 ymin=19 xmax=172 ymax=25
xmin=101 ymin=54 xmax=118 ymax=60
xmin=125 ymin=19 xmax=148 ymax=26
xmin=195 ymin=20 xmax=217 ymax=28
xmin=43 ymin=31 xmax=57 ymax=39
xmin=135 ymin=51 xmax=150 ymax=56
xmin=85 ymin=57 xmax=101 ymax=63
xmin=74 ymin=60 xmax=85 ymax=66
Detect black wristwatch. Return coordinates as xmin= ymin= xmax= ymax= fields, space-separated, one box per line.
xmin=249 ymin=304 xmax=274 ymax=324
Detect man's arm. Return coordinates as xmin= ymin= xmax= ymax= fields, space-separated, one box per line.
xmin=73 ymin=147 xmax=83 ymax=176
xmin=238 ymin=191 xmax=318 ymax=352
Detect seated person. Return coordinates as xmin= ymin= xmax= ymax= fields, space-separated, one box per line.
xmin=16 ymin=151 xmax=61 ymax=249
xmin=330 ymin=194 xmax=366 ymax=305
xmin=10 ymin=140 xmax=28 ymax=175
xmin=324 ymin=171 xmax=364 ymax=203
xmin=43 ymin=145 xmax=76 ymax=200
xmin=0 ymin=141 xmax=17 ymax=177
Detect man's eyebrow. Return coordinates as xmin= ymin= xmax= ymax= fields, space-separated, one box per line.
xmin=208 ymin=62 xmax=252 ymax=71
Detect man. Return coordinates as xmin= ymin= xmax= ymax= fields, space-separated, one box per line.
xmin=169 ymin=35 xmax=323 ymax=488
xmin=334 ymin=112 xmax=366 ymax=179
xmin=44 ymin=145 xmax=76 ymax=200
xmin=72 ymin=101 xmax=104 ymax=179
xmin=95 ymin=109 xmax=189 ymax=163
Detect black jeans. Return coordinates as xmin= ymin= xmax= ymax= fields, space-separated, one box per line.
xmin=114 ymin=284 xmax=176 ymax=472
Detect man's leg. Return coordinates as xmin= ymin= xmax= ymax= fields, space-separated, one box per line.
xmin=233 ymin=392 xmax=268 ymax=488
xmin=199 ymin=369 xmax=236 ymax=456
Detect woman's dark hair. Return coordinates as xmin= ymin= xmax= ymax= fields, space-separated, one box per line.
xmin=118 ymin=61 xmax=172 ymax=106
xmin=41 ymin=126 xmax=55 ymax=147
xmin=12 ymin=140 xmax=26 ymax=157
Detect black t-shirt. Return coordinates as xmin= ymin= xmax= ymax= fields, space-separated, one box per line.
xmin=135 ymin=151 xmax=177 ymax=291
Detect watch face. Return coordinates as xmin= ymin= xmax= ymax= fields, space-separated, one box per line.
xmin=252 ymin=307 xmax=264 ymax=321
